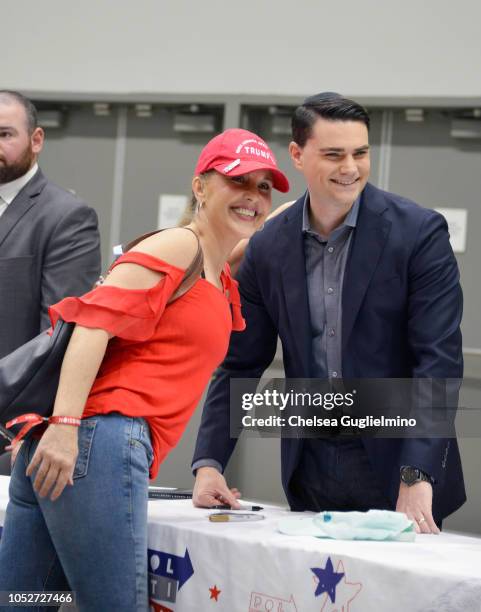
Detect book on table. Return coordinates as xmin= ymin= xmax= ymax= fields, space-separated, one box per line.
xmin=148 ymin=486 xmax=193 ymax=500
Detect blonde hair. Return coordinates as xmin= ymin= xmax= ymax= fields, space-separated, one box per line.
xmin=177 ymin=194 xmax=197 ymax=227
xmin=177 ymin=171 xmax=213 ymax=226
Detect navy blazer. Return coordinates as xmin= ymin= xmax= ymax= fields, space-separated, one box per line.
xmin=193 ymin=183 xmax=466 ymax=521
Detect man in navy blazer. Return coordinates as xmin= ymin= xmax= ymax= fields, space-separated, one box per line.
xmin=192 ymin=93 xmax=465 ymax=532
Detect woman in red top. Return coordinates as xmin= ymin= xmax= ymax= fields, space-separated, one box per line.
xmin=0 ymin=129 xmax=289 ymax=611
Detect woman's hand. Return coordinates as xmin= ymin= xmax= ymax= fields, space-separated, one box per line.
xmin=26 ymin=424 xmax=79 ymax=501
xmin=23 ymin=324 xmax=110 ymax=502
xmin=5 ymin=440 xmax=23 ymax=468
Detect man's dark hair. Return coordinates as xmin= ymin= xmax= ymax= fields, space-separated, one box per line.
xmin=0 ymin=90 xmax=38 ymax=134
xmin=292 ymin=92 xmax=370 ymax=147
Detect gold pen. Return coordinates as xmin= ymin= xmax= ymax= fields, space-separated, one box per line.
xmin=209 ymin=512 xmax=265 ymax=522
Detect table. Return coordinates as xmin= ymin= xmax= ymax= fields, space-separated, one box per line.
xmin=1 ymin=476 xmax=481 ymax=611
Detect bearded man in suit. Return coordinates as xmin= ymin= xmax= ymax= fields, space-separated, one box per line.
xmin=0 ymin=91 xmax=101 ymax=464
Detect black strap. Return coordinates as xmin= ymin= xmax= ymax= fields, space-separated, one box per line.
xmin=167 ymin=227 xmax=203 ymax=302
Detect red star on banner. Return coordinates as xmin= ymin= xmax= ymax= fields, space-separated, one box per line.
xmin=209 ymin=585 xmax=221 ymax=601
xmin=149 ymin=601 xmax=173 ymax=612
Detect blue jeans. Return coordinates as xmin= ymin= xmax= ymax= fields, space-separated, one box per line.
xmin=0 ymin=413 xmax=153 ymax=612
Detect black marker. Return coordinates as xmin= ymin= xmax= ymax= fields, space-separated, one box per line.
xmin=211 ymin=504 xmax=264 ymax=511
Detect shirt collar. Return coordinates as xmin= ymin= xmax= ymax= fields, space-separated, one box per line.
xmin=0 ymin=163 xmax=39 ymax=205
xmin=302 ymin=192 xmax=361 ymax=235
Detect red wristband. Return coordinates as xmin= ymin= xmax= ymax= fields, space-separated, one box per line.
xmin=5 ymin=413 xmax=81 ymax=445
xmin=48 ymin=416 xmax=81 ymax=427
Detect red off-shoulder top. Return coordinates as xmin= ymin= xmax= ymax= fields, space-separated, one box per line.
xmin=49 ymin=251 xmax=245 ymax=479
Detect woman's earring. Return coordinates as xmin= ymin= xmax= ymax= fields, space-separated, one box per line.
xmin=195 ymin=200 xmax=204 ymax=215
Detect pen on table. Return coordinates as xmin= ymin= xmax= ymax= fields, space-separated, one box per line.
xmin=211 ymin=504 xmax=264 ymax=511
xmin=209 ymin=512 xmax=265 ymax=522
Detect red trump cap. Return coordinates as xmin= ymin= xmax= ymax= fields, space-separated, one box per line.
xmin=194 ymin=128 xmax=290 ymax=193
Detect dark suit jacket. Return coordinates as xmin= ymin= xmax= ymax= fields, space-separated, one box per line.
xmin=193 ymin=183 xmax=466 ymax=522
xmin=0 ymin=168 xmax=101 ymax=360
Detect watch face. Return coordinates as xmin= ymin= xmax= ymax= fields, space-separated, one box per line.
xmin=401 ymin=467 xmax=419 ymax=485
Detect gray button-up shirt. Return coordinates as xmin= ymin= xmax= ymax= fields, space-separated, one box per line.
xmin=193 ymin=195 xmax=361 ymax=474
xmin=302 ymin=194 xmax=360 ymax=379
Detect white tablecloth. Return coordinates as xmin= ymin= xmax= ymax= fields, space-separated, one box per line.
xmin=1 ymin=475 xmax=481 ymax=611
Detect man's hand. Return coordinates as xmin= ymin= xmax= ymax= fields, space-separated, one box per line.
xmin=396 ymin=481 xmax=440 ymax=534
xmin=193 ymin=466 xmax=242 ymax=509
xmin=26 ymin=424 xmax=78 ymax=501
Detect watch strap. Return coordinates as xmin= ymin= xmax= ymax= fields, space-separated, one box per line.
xmin=400 ymin=465 xmax=434 ymax=486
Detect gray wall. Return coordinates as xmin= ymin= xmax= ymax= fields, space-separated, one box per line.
xmin=39 ymin=107 xmax=118 ymax=267
xmin=3 ymin=0 xmax=481 ymax=99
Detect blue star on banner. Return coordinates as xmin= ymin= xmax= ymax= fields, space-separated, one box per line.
xmin=311 ymin=557 xmax=344 ymax=603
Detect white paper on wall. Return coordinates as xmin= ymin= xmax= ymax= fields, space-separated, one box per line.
xmin=435 ymin=208 xmax=467 ymax=253
xmin=157 ymin=194 xmax=189 ymax=229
